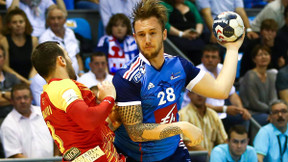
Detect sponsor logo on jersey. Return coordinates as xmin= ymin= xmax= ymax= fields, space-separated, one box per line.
xmin=133 ymin=65 xmax=145 ymax=83
xmin=170 ymin=72 xmax=181 ymax=80
xmin=154 ymin=103 xmax=177 ymax=124
xmin=148 ymin=82 xmax=155 ymax=90
xmin=62 ymin=89 xmax=78 ymax=105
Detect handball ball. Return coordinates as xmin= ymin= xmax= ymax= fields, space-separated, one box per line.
xmin=212 ymin=11 xmax=244 ymax=42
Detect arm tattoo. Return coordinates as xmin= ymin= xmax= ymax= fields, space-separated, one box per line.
xmin=159 ymin=126 xmax=182 ymax=139
xmin=117 ymin=105 xmax=142 ymax=125
xmin=116 ymin=105 xmax=182 ymax=142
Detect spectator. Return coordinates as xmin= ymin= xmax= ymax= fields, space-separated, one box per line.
xmin=273 ymin=5 xmax=288 ymax=67
xmin=239 ymin=45 xmax=278 ymax=126
xmin=30 ymin=73 xmax=46 ymax=106
xmin=195 ymin=0 xmax=259 ymax=43
xmin=1 ymin=8 xmax=38 ymax=84
xmin=182 ymin=44 xmax=251 ymax=131
xmin=6 ymin=0 xmax=67 ymax=37
xmin=179 ymin=91 xmax=227 ymax=154
xmin=96 ymin=13 xmax=139 ymax=74
xmin=78 ymin=52 xmax=113 ymax=88
xmin=253 ymin=100 xmax=288 ymax=162
xmin=276 ymin=65 xmax=288 ymax=104
xmin=240 ymin=19 xmax=278 ymax=77
xmin=99 ymin=0 xmax=140 ymax=29
xmin=251 ymin=0 xmax=288 ymax=32
xmin=210 ymin=125 xmax=257 ymax=162
xmin=0 ymin=45 xmax=21 ymax=123
xmin=0 ymin=83 xmax=55 ymax=158
xmin=39 ymin=6 xmax=84 ymax=76
xmin=161 ymin=0 xmax=205 ymax=65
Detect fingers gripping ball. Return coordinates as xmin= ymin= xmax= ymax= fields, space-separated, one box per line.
xmin=213 ymin=11 xmax=244 ymax=42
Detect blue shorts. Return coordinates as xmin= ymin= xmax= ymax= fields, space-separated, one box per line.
xmin=116 ymin=140 xmax=191 ymax=162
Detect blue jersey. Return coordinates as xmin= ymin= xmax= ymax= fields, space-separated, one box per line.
xmin=112 ymin=53 xmax=205 ymax=161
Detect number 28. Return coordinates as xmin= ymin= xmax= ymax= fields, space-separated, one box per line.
xmin=157 ymin=87 xmax=176 ymax=105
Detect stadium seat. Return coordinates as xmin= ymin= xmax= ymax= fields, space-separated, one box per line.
xmin=66 ymin=17 xmax=92 ymax=40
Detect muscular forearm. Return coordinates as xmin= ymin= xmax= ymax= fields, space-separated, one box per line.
xmin=125 ymin=122 xmax=183 ymax=142
xmin=67 ymin=97 xmax=115 ymax=130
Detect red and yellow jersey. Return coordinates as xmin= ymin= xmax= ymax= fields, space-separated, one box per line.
xmin=41 ymin=78 xmax=124 ymax=162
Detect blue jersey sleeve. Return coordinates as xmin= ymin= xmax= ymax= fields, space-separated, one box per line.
xmin=112 ymin=70 xmax=141 ymax=102
xmin=178 ymin=57 xmax=201 ymax=87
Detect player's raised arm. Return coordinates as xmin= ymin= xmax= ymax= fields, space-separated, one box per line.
xmin=191 ymin=33 xmax=245 ymax=99
xmin=116 ymin=104 xmax=203 ymax=144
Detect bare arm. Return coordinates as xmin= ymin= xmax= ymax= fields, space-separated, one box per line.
xmin=9 ymin=153 xmax=27 ymax=158
xmin=191 ymin=34 xmax=244 ymax=99
xmin=117 ymin=104 xmax=203 ymax=144
xmin=279 ymin=89 xmax=288 ymax=103
xmin=235 ymin=7 xmax=259 ymax=39
xmin=7 ymin=0 xmax=19 ymax=11
xmin=229 ymin=92 xmax=243 ymax=107
xmin=200 ymin=8 xmax=213 ymax=33
xmin=257 ymin=154 xmax=264 ymax=162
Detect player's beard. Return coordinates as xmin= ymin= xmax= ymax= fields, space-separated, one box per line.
xmin=139 ymin=42 xmax=162 ymax=60
xmin=66 ymin=61 xmax=77 ymax=80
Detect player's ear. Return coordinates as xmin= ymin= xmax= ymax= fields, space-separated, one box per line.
xmin=57 ymin=56 xmax=66 ymax=66
xmin=163 ymin=29 xmax=167 ymax=41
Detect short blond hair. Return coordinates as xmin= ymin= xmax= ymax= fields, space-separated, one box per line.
xmin=132 ymin=0 xmax=167 ymax=31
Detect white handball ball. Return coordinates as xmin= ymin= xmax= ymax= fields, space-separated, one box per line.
xmin=212 ymin=11 xmax=244 ymax=42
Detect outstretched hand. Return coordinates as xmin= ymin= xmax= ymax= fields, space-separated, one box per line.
xmin=217 ymin=31 xmax=245 ymax=51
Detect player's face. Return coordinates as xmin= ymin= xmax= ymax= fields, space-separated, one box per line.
xmin=253 ymin=49 xmax=271 ymax=67
xmin=12 ymin=89 xmax=32 ymax=117
xmin=9 ymin=14 xmax=26 ymax=35
xmin=112 ymin=20 xmax=128 ymax=40
xmin=188 ymin=92 xmax=206 ymax=108
xmin=228 ymin=132 xmax=248 ymax=157
xmin=90 ymin=55 xmax=107 ymax=78
xmin=48 ymin=8 xmax=66 ymax=33
xmin=134 ymin=16 xmax=167 ymax=60
xmin=59 ymin=45 xmax=77 ymax=80
xmin=270 ymin=103 xmax=288 ymax=130
xmin=201 ymin=51 xmax=220 ymax=72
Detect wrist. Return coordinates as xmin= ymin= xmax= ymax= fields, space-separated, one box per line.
xmin=246 ymin=28 xmax=253 ymax=33
xmin=178 ymin=31 xmax=183 ymax=37
xmin=223 ymin=105 xmax=227 ymax=113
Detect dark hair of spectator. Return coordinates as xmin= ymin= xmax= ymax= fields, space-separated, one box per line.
xmin=201 ymin=44 xmax=220 ymax=57
xmin=164 ymin=0 xmax=177 ymax=6
xmin=11 ymin=83 xmax=32 ymax=100
xmin=251 ymin=44 xmax=271 ymax=59
xmin=228 ymin=125 xmax=247 ymax=139
xmin=106 ymin=13 xmax=132 ymax=36
xmin=285 ymin=5 xmax=288 ymax=18
xmin=2 ymin=7 xmax=33 ymax=35
xmin=90 ymin=51 xmax=107 ymax=62
xmin=31 ymin=41 xmax=64 ymax=78
xmin=132 ymin=0 xmax=167 ymax=32
xmin=269 ymin=99 xmax=288 ymax=113
xmin=260 ymin=19 xmax=278 ymax=31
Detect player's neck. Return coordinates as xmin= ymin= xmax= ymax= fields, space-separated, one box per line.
xmin=148 ymin=51 xmax=165 ymax=70
xmin=45 ymin=68 xmax=71 ymax=82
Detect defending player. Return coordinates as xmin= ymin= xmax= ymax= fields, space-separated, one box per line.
xmin=31 ymin=42 xmax=125 ymax=162
xmin=112 ymin=0 xmax=245 ymax=161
